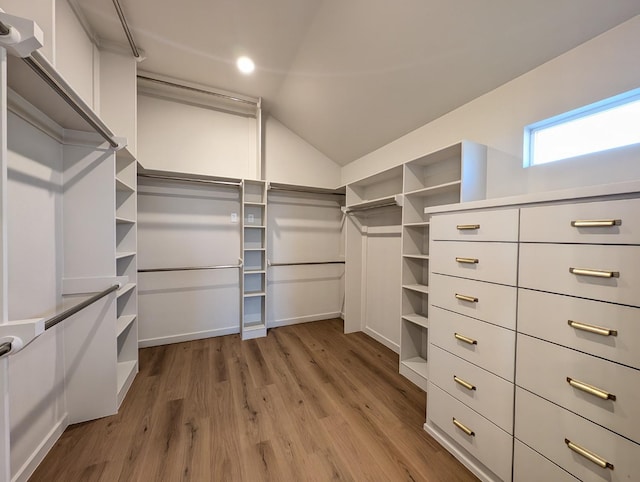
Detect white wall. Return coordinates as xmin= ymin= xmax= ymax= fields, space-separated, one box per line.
xmin=6 ymin=113 xmax=66 ymax=481
xmin=342 ymin=16 xmax=640 ymax=198
xmin=55 ymin=0 xmax=96 ymax=109
xmin=267 ymin=191 xmax=344 ymax=326
xmin=264 ymin=116 xmax=341 ymax=188
xmin=137 ymin=94 xmax=258 ymax=179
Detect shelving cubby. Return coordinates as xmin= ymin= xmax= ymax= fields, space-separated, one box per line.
xmin=114 ymin=151 xmax=138 ymax=406
xmin=345 ymin=165 xmax=403 ymax=210
xmin=399 ymin=141 xmax=487 ymax=391
xmin=241 ymin=180 xmax=268 ymax=339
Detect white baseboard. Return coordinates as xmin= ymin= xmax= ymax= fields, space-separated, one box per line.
xmin=268 ymin=312 xmax=342 ymax=329
xmin=138 ymin=326 xmax=239 ymax=348
xmin=12 ymin=414 xmax=68 ymax=482
xmin=363 ymin=327 xmax=400 ymax=353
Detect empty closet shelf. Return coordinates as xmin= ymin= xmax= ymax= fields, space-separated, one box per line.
xmin=116 ymin=216 xmax=135 ymax=224
xmin=403 ymin=284 xmax=429 ymax=294
xmin=117 ymin=315 xmax=137 ymax=337
xmin=403 ymin=254 xmax=429 ymax=260
xmin=116 ymin=251 xmax=136 ymax=260
xmin=244 ymin=291 xmax=266 ymax=298
xmin=402 ymin=314 xmax=429 ymax=329
xmin=117 ymin=283 xmax=136 ymax=298
xmin=404 ymin=180 xmax=462 ymax=197
xmin=345 ymin=194 xmax=402 ymax=212
xmin=401 ymin=357 xmax=429 ymax=378
xmin=116 ymin=177 xmax=135 ymax=192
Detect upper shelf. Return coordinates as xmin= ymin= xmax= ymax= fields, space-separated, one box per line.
xmin=6 ymin=51 xmax=119 ymax=148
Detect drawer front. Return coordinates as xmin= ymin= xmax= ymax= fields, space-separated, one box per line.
xmin=430 ymin=274 xmax=517 ymax=329
xmin=518 ymin=289 xmax=640 ymax=370
xmin=430 ymin=306 xmax=515 ymax=381
xmin=519 ymin=244 xmax=640 ymax=307
xmin=520 ymin=198 xmax=640 ymax=244
xmin=430 ymin=345 xmax=514 ymax=433
xmin=428 ymin=383 xmax=513 ymax=482
xmin=516 ymin=334 xmax=640 ymax=443
xmin=431 ymin=208 xmax=519 ymax=242
xmin=515 ymin=388 xmax=640 ymax=482
xmin=513 ymin=440 xmax=579 ymax=482
xmin=430 ymin=241 xmax=518 ymax=285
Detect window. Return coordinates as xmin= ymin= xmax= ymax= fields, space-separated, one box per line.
xmin=524 ymin=88 xmax=640 ymax=167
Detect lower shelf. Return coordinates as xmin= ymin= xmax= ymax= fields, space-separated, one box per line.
xmin=400 ymin=358 xmax=429 ymax=391
xmin=242 ymin=323 xmax=267 ymax=340
xmin=117 ymin=314 xmax=137 ymax=337
xmin=117 ymin=360 xmax=137 ymax=407
xmin=402 ymin=313 xmax=429 ymax=329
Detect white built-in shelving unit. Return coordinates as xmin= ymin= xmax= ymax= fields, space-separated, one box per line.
xmin=399 ymin=141 xmax=487 ymax=391
xmin=241 ymin=180 xmax=268 ymax=339
xmin=114 ymin=150 xmax=138 ymax=406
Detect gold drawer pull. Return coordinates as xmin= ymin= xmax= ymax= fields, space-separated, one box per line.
xmin=453 ymin=418 xmax=475 ymax=436
xmin=568 ymin=320 xmax=617 ymax=337
xmin=566 ymin=377 xmax=616 ymax=401
xmin=569 ymin=267 xmax=619 ymax=279
xmin=565 ymin=439 xmax=614 ymax=470
xmin=454 ymin=333 xmax=477 ymax=345
xmin=455 ymin=293 xmax=478 ymax=303
xmin=571 ymin=219 xmax=621 ymax=228
xmin=456 ymin=224 xmax=480 ymax=230
xmin=456 ymin=257 xmax=479 ymax=264
xmin=454 ymin=375 xmax=476 ymax=391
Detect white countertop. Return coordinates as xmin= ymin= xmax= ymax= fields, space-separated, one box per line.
xmin=425 ymin=179 xmax=640 ymax=214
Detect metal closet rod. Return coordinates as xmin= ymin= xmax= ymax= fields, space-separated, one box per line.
xmin=0 ymin=284 xmax=120 ymax=358
xmin=112 ymin=0 xmax=140 ymax=59
xmin=44 ymin=284 xmax=121 ymax=331
xmin=139 ymin=264 xmax=242 ymax=273
xmin=138 ymin=173 xmax=241 ymax=187
xmin=137 ymin=75 xmax=258 ymax=107
xmin=269 ymin=261 xmax=345 ymax=267
xmin=22 ymin=52 xmax=119 ymax=148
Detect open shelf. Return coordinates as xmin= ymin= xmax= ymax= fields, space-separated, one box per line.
xmin=117 ymin=314 xmax=137 ymax=338
xmin=116 ymin=251 xmax=136 ymax=260
xmin=117 ymin=283 xmax=136 ymax=298
xmin=346 ymin=194 xmax=401 ymax=211
xmin=116 ymin=360 xmax=137 ymax=406
xmin=403 ymin=254 xmax=429 ymax=260
xmin=402 ymin=284 xmax=429 ymax=295
xmin=401 ymin=357 xmax=429 ymax=378
xmin=116 ymin=177 xmax=135 ymax=192
xmin=116 ymin=216 xmax=136 ymax=225
xmin=404 ymin=180 xmax=462 ymax=197
xmin=244 ymin=291 xmax=266 ymax=298
xmin=402 ymin=313 xmax=429 ymax=329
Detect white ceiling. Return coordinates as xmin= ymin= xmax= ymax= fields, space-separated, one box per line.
xmin=76 ymin=0 xmax=640 ymax=165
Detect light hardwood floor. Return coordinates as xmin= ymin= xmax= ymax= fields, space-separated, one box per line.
xmin=31 ymin=319 xmax=477 ymax=481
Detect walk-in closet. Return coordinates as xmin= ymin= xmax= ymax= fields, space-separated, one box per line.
xmin=1 ymin=2 xmax=640 ymax=481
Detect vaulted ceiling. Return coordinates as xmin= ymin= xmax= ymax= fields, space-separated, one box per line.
xmin=75 ymin=0 xmax=640 ymax=165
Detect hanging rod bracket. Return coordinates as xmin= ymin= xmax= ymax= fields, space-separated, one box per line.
xmin=0 ymin=11 xmax=44 ymax=58
xmin=0 ymin=318 xmax=45 ymax=357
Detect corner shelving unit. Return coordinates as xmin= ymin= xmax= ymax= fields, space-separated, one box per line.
xmin=115 ymin=149 xmax=138 ymax=406
xmin=399 ymin=141 xmax=487 ymax=391
xmin=241 ymin=180 xmax=268 ymax=339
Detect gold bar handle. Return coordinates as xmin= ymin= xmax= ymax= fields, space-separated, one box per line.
xmin=571 ymin=219 xmax=621 ymax=227
xmin=456 ymin=257 xmax=479 ymax=264
xmin=455 ymin=293 xmax=478 ymax=303
xmin=454 ymin=375 xmax=476 ymax=391
xmin=566 ymin=377 xmax=616 ymax=401
xmin=456 ymin=224 xmax=480 ymax=230
xmin=454 ymin=333 xmax=477 ymax=345
xmin=565 ymin=439 xmax=614 ymax=470
xmin=569 ymin=267 xmax=619 ymax=279
xmin=568 ymin=320 xmax=617 ymax=337
xmin=453 ymin=418 xmax=475 ymax=436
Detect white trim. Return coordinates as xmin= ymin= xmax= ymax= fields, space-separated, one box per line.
xmin=11 ymin=414 xmax=68 ymax=482
xmin=138 ymin=326 xmax=239 ymax=348
xmin=268 ymin=312 xmax=341 ymax=329
xmin=363 ymin=326 xmax=399 ymax=353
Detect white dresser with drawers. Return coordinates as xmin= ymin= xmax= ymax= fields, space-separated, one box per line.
xmin=424 ymin=181 xmax=640 ymax=482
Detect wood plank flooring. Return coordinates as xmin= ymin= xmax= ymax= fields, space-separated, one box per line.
xmin=31 ymin=319 xmax=477 ymax=481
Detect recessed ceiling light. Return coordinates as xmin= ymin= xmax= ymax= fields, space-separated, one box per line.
xmin=237 ymin=56 xmax=255 ymax=74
